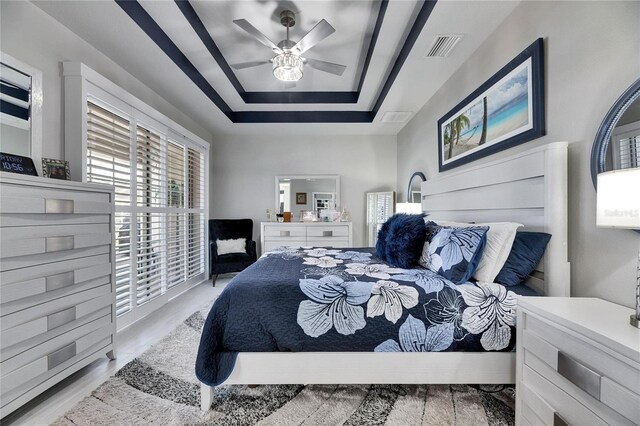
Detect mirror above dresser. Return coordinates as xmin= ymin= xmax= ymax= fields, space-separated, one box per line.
xmin=275 ymin=175 xmax=340 ymax=221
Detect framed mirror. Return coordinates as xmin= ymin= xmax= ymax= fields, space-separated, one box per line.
xmin=0 ymin=52 xmax=43 ymax=165
xmin=591 ymin=78 xmax=640 ymax=186
xmin=275 ymin=175 xmax=340 ymax=221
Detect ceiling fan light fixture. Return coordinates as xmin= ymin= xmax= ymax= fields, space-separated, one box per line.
xmin=272 ymin=53 xmax=303 ymax=82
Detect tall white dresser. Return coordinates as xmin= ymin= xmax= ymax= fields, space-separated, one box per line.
xmin=0 ymin=172 xmax=116 ymax=418
xmin=260 ymin=222 xmax=353 ymax=255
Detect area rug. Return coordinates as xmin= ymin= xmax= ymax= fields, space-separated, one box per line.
xmin=54 ymin=306 xmax=516 ymax=426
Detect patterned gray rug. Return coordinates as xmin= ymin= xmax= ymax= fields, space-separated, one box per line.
xmin=55 ymin=307 xmax=515 ymax=425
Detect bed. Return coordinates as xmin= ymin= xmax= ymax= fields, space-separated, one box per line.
xmin=197 ymin=142 xmax=570 ymax=411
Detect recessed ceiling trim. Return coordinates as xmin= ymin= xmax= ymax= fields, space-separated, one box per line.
xmin=115 ymin=0 xmax=438 ymax=123
xmin=177 ymin=0 xmax=387 ymax=104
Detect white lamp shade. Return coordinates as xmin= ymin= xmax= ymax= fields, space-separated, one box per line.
xmin=596 ymin=168 xmax=640 ymax=229
xmin=396 ymin=202 xmax=422 ymax=214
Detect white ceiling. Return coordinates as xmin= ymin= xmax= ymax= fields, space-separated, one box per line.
xmin=33 ymin=0 xmax=521 ymax=136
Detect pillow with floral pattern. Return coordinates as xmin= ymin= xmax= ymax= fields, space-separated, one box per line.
xmin=425 ymin=226 xmax=489 ymax=284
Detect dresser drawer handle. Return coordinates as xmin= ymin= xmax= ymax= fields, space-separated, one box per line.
xmin=322 ymin=231 xmax=333 ymax=237
xmin=46 ymin=236 xmax=75 ymax=252
xmin=45 ymin=199 xmax=74 ymax=214
xmin=557 ymin=351 xmax=601 ymax=399
xmin=553 ymin=412 xmax=570 ymax=426
xmin=280 ymin=231 xmax=290 ymax=237
xmin=46 ymin=271 xmax=75 ymax=291
xmin=48 ymin=342 xmax=76 ymax=370
xmin=47 ymin=307 xmax=77 ymax=330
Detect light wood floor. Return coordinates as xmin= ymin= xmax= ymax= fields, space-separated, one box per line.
xmin=2 ymin=277 xmax=232 ymax=426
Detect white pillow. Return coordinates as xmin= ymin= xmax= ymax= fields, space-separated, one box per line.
xmin=216 ymin=238 xmax=246 ymax=255
xmin=434 ymin=220 xmax=522 ymax=283
xmin=418 ymin=240 xmax=431 ymax=269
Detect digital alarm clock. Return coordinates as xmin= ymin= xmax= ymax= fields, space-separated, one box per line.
xmin=0 ymin=152 xmax=38 ymax=176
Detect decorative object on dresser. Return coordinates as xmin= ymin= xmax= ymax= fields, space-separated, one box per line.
xmin=0 ymin=172 xmax=116 ymax=418
xmin=516 ymin=297 xmax=640 ymax=425
xmin=208 ymin=219 xmax=257 ymax=285
xmin=41 ymin=157 xmax=71 ymax=180
xmin=396 ymin=171 xmax=426 ymax=214
xmin=260 ymin=221 xmax=352 ymax=255
xmin=596 ymin=168 xmax=640 ymax=328
xmin=438 ymin=38 xmax=545 ymax=172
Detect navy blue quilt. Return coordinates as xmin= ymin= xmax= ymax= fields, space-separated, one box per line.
xmin=196 ymin=247 xmax=529 ymax=386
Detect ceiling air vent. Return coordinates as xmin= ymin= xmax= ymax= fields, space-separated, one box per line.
xmin=425 ymin=35 xmax=463 ymax=58
xmin=381 ymin=111 xmax=413 ymax=123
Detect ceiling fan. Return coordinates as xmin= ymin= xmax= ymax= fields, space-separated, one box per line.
xmin=231 ymin=10 xmax=347 ymax=84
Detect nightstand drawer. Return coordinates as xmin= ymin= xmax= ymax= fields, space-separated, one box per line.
xmin=522 ymin=365 xmax=607 ymax=426
xmin=523 ymin=318 xmax=640 ymax=424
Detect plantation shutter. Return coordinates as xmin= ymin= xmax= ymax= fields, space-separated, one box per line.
xmin=167 ymin=141 xmax=186 ymax=289
xmin=187 ymin=148 xmax=205 ymax=277
xmin=86 ymin=102 xmax=132 ymax=316
xmin=619 ymin=135 xmax=639 ymax=169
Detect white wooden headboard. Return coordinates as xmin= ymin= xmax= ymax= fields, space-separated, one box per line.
xmin=421 ymin=142 xmax=570 ymax=297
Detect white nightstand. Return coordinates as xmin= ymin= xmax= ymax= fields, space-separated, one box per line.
xmin=516 ymin=297 xmax=640 ymax=426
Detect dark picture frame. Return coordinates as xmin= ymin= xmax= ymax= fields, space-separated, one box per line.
xmin=42 ymin=158 xmax=71 ymax=180
xmin=438 ymin=38 xmax=545 ymax=172
xmin=296 ymin=192 xmax=307 ymax=205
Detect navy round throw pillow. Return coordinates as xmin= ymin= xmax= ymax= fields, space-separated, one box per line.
xmin=375 ymin=220 xmax=391 ymax=261
xmin=384 ymin=213 xmax=427 ymax=269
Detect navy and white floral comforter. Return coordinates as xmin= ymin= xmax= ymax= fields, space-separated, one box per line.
xmin=195 ymin=247 xmax=536 ymax=386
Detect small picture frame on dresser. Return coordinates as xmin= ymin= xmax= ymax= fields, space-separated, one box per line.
xmin=42 ymin=158 xmax=70 ymax=180
xmin=296 ymin=192 xmax=307 ymax=205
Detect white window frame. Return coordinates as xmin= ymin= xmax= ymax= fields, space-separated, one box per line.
xmin=64 ymin=62 xmax=209 ymax=331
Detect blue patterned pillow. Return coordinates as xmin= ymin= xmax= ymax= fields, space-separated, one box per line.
xmin=425 ymin=226 xmax=488 ymax=284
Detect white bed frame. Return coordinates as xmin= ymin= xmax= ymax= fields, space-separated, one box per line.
xmin=200 ymin=142 xmax=571 ymax=411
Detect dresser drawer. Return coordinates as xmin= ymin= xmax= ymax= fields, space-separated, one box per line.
xmin=263 ymin=240 xmax=306 ymax=253
xmin=1 ymin=283 xmax=111 ymax=333
xmin=1 ymin=291 xmax=112 ymax=351
xmin=306 ymin=238 xmax=350 ymax=248
xmin=0 ymin=223 xmax=111 ymax=259
xmin=523 ymin=316 xmax=640 ymax=424
xmin=306 ymin=225 xmax=349 ymax=238
xmin=1 ymin=255 xmax=111 ymax=311
xmin=1 ymin=320 xmax=112 ymax=404
xmin=522 ymin=365 xmax=607 ymax=426
xmin=0 ymin=184 xmax=111 ymax=215
xmin=0 ymin=213 xmax=111 ymax=227
xmin=263 ymin=225 xmax=306 ymax=238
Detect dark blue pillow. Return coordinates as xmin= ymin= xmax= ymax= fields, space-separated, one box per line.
xmin=375 ymin=220 xmax=392 ymax=260
xmin=382 ymin=214 xmax=427 ymax=268
xmin=426 ymin=226 xmax=488 ymax=284
xmin=495 ymin=232 xmax=551 ymax=286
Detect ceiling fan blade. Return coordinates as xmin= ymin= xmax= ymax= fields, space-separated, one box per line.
xmin=231 ymin=60 xmax=271 ymax=70
xmin=233 ymin=19 xmax=281 ymax=51
xmin=304 ymin=58 xmax=346 ymax=76
xmin=292 ymin=19 xmax=335 ymax=54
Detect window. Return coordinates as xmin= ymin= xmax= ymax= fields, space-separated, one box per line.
xmin=86 ymin=99 xmax=207 ymax=326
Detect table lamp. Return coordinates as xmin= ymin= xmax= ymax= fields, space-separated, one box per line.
xmin=596 ymin=168 xmax=640 ymax=328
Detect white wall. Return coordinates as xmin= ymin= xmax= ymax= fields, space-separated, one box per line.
xmin=210 ymin=134 xmax=397 ymax=248
xmin=397 ymin=1 xmax=640 ymax=308
xmin=0 ymin=1 xmax=211 ymax=162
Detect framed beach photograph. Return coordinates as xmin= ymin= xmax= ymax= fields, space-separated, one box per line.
xmin=42 ymin=158 xmax=70 ymax=180
xmin=438 ymin=38 xmax=545 ymax=172
xmin=295 ymin=192 xmax=307 ymax=205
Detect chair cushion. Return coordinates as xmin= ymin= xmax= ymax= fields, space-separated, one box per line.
xmin=217 ymin=252 xmax=252 ymax=263
xmin=217 ymin=238 xmax=246 ymax=255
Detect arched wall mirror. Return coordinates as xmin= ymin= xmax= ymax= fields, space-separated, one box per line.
xmin=591 ymin=78 xmax=640 ymax=186
xmin=0 ymin=52 xmax=43 ymax=165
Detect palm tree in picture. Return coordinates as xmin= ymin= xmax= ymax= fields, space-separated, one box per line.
xmin=479 ymin=97 xmax=488 ymax=145
xmin=448 ymin=114 xmax=471 ymax=159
